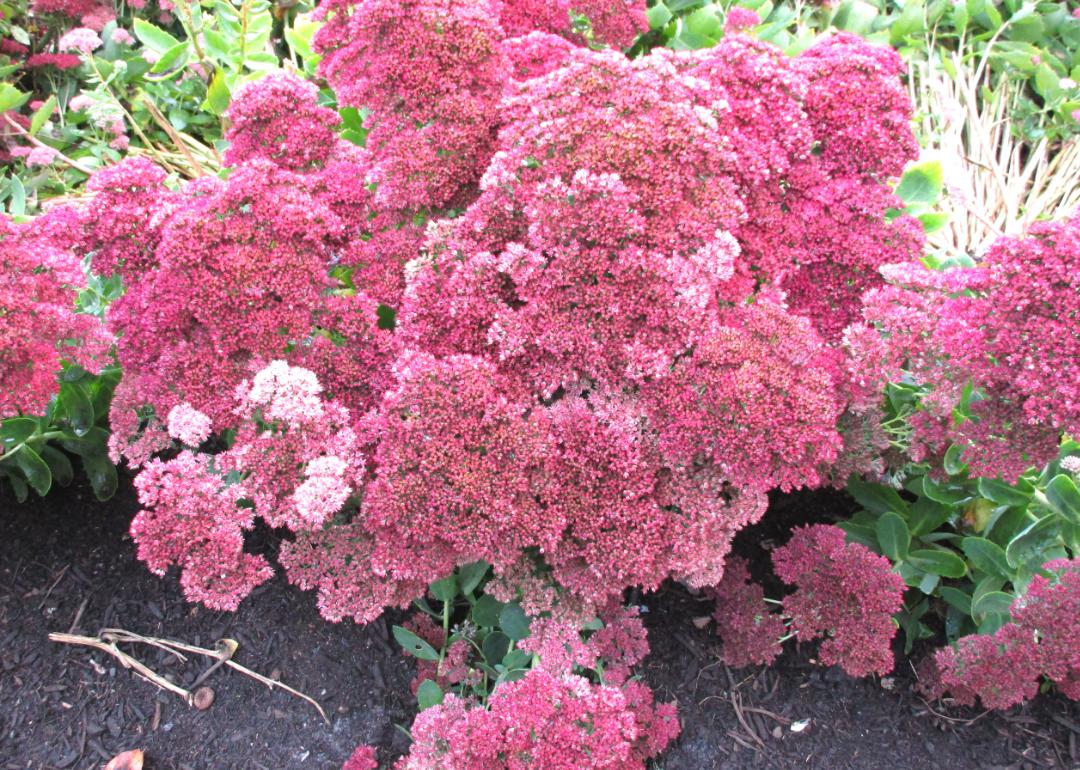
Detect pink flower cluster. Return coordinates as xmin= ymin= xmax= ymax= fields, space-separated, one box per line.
xmin=83 ymin=12 xmax=923 ymax=626
xmin=0 ymin=213 xmax=111 ymax=419
xmin=707 ymin=556 xmax=786 ymax=668
xmin=395 ymin=670 xmax=677 ymax=769
xmin=131 ymin=361 xmax=366 ymax=609
xmin=929 ymin=559 xmax=1080 ymax=709
xmin=853 ymin=214 xmax=1080 ymax=480
xmin=772 ymin=525 xmax=905 ymax=677
xmin=315 ymin=0 xmax=506 ymax=210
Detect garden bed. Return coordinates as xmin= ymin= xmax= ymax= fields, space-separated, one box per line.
xmin=2 ymin=478 xmax=1075 ymax=770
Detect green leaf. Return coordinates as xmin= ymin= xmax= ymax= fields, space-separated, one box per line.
xmin=30 ymin=95 xmax=57 ymax=136
xmin=133 ymin=19 xmax=182 ymax=54
xmin=895 ymin=160 xmax=944 ymax=208
xmin=1 ymin=417 xmax=38 ymax=452
xmin=150 ymin=41 xmax=190 ymax=74
xmin=429 ymin=575 xmax=458 ymax=603
xmin=908 ymin=497 xmax=953 ymax=536
xmin=943 ymin=444 xmax=967 ymax=476
xmin=13 ymin=446 xmax=52 ymax=497
xmin=0 ymin=83 xmax=31 ymax=114
xmin=8 ymin=175 xmax=25 ymax=217
xmin=204 ymin=69 xmax=231 ymax=116
xmin=5 ymin=470 xmax=29 ymax=501
xmin=647 ymin=2 xmax=673 ymax=28
xmin=977 ymin=478 xmax=1031 ymax=507
xmin=39 ymin=445 xmax=74 ymax=487
xmin=961 ymin=536 xmax=1012 ymax=578
xmin=1005 ymin=515 xmax=1061 ymax=568
xmin=81 ymin=449 xmax=117 ymax=501
xmin=972 ymin=590 xmax=1014 ymax=617
xmin=57 ymin=382 xmax=95 ymax=437
xmin=907 ymin=549 xmax=968 ymax=578
xmin=472 ymin=595 xmax=505 ymax=628
xmin=846 ymin=474 xmax=910 ymax=516
xmin=415 ymin=679 xmax=443 ymax=710
xmin=392 ymin=626 xmax=440 ymax=661
xmin=1033 ymin=62 xmax=1062 ymax=101
xmin=498 ymin=603 xmax=531 ymax=641
xmin=458 ymin=560 xmax=489 ymax=596
xmin=939 ymin=586 xmax=973 ymax=615
xmin=920 ymin=474 xmax=972 ymax=505
xmin=876 ymin=511 xmax=910 ymax=561
xmin=481 ymin=630 xmax=510 ymax=665
xmin=1044 ymin=474 xmax=1080 ymax=525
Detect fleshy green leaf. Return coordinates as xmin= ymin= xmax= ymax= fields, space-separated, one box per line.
xmin=1044 ymin=474 xmax=1080 ymax=525
xmin=907 ymin=548 xmax=968 ymax=578
xmin=458 ymin=560 xmax=489 ymax=596
xmin=1006 ymin=515 xmax=1061 ymax=568
xmin=498 ymin=603 xmax=531 ymax=641
xmin=961 ymin=536 xmax=1013 ymax=578
xmin=392 ymin=626 xmax=440 ymax=661
xmin=133 ymin=19 xmax=182 ymax=54
xmin=895 ymin=160 xmax=944 ymax=208
xmin=13 ymin=446 xmax=52 ymax=497
xmin=416 ymin=679 xmax=443 ymax=710
xmin=846 ymin=474 xmax=911 ymax=516
xmin=876 ymin=511 xmax=911 ymax=561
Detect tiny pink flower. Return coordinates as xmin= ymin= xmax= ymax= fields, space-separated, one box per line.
xmin=167 ymin=402 xmax=213 ymax=446
xmin=58 ymin=27 xmax=103 ymax=54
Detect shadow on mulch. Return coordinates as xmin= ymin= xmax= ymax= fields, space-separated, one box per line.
xmin=1 ymin=476 xmax=1077 ymax=769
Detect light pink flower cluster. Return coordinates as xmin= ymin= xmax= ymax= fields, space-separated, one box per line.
xmin=165 ymin=402 xmax=211 ymax=446
xmin=0 ymin=213 xmax=111 ymax=418
xmin=772 ymin=524 xmax=905 ymax=677
xmin=131 ymin=362 xmax=365 ymax=609
xmin=395 ymin=670 xmax=678 ymax=769
xmin=928 ymin=559 xmax=1080 ymax=709
xmin=57 ymin=26 xmax=102 ymax=53
xmin=854 ymin=214 xmax=1080 ymax=480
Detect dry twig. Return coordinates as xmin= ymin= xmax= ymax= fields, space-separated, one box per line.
xmin=49 ymin=627 xmax=329 ymax=723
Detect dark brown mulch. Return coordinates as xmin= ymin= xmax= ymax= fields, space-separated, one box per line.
xmin=1 ymin=476 xmax=1077 ymax=770
xmin=0 ymin=476 xmax=414 ymax=770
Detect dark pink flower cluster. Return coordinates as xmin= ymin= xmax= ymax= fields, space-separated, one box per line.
xmin=930 ymin=559 xmax=1080 ymax=709
xmin=0 ymin=213 xmax=111 ymax=418
xmin=772 ymin=525 xmax=905 ymax=677
xmin=87 ymin=12 xmax=922 ymax=626
xmin=707 ymin=556 xmax=786 ymax=668
xmin=854 ymin=213 xmax=1080 ymax=480
xmin=395 ymin=670 xmax=677 ymax=769
xmin=341 ymin=745 xmax=377 ymax=770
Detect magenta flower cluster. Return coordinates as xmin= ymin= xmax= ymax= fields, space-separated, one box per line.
xmin=853 ymin=214 xmax=1080 ymax=480
xmin=711 ymin=526 xmax=905 ymax=677
xmin=927 ymin=559 xmax=1080 ymax=709
xmin=0 ymin=212 xmax=111 ymax=419
xmin=398 ymin=670 xmax=678 ymax=769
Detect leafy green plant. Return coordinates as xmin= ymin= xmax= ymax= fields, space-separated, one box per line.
xmin=392 ymin=561 xmax=537 ymax=708
xmin=0 ymin=363 xmax=121 ymax=502
xmin=840 ymin=441 xmax=1079 ymax=652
